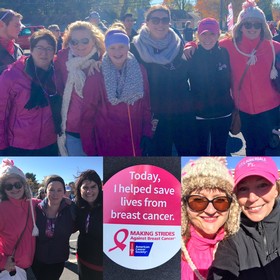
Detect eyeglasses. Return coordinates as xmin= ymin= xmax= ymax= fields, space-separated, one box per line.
xmin=4 ymin=182 xmax=23 ymax=191
xmin=149 ymin=17 xmax=170 ymax=25
xmin=52 ymin=29 xmax=60 ymax=32
xmin=184 ymin=195 xmax=232 ymax=212
xmin=243 ymin=22 xmax=262 ymax=30
xmin=69 ymin=38 xmax=90 ymax=46
xmin=34 ymin=45 xmax=55 ymax=53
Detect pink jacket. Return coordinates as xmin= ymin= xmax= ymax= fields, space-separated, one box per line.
xmin=54 ymin=49 xmax=102 ymax=155
xmin=93 ymin=65 xmax=152 ymax=156
xmin=0 ymin=56 xmax=57 ymax=150
xmin=181 ymin=226 xmax=224 ymax=280
xmin=220 ymin=37 xmax=280 ymax=114
xmin=0 ymin=197 xmax=40 ymax=269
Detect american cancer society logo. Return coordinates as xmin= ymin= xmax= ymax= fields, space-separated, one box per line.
xmin=129 ymin=242 xmax=153 ymax=256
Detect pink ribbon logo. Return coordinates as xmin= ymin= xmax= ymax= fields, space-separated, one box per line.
xmin=109 ymin=229 xmax=129 ymax=252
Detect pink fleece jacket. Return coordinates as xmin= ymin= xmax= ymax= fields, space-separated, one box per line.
xmin=220 ymin=37 xmax=280 ymax=114
xmin=0 ymin=197 xmax=40 ymax=269
xmin=181 ymin=226 xmax=224 ymax=280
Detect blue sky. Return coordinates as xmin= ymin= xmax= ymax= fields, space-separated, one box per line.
xmin=181 ymin=157 xmax=280 ymax=169
xmin=0 ymin=157 xmax=103 ymax=184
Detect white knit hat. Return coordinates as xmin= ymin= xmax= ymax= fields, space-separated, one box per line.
xmin=181 ymin=157 xmax=234 ymax=197
xmin=237 ymin=0 xmax=266 ymax=24
xmin=0 ymin=158 xmax=26 ymax=180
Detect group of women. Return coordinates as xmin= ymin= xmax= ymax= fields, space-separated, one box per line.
xmin=1 ymin=1 xmax=280 ymax=156
xmin=181 ymin=155 xmax=280 ymax=280
xmin=184 ymin=0 xmax=280 ymax=156
xmin=0 ymin=5 xmax=184 ymax=157
xmin=0 ymin=158 xmax=103 ymax=280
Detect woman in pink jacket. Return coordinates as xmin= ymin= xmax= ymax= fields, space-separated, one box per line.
xmin=181 ymin=157 xmax=240 ymax=280
xmin=0 ymin=159 xmax=39 ymax=278
xmin=55 ymin=21 xmax=105 ymax=156
xmin=0 ymin=29 xmax=60 ymax=156
xmin=92 ymin=27 xmax=152 ymax=156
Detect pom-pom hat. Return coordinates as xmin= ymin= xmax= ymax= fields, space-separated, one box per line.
xmin=0 ymin=158 xmax=26 ymax=182
xmin=181 ymin=157 xmax=234 ymax=197
xmin=234 ymin=157 xmax=279 ymax=188
xmin=237 ymin=0 xmax=266 ymax=24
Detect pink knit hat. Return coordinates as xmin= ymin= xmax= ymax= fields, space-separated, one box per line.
xmin=234 ymin=157 xmax=279 ymax=187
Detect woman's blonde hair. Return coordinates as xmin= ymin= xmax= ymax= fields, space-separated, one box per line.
xmin=62 ymin=20 xmax=105 ymax=56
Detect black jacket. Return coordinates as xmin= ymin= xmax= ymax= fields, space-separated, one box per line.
xmin=76 ymin=204 xmax=103 ymax=266
xmin=130 ymin=43 xmax=193 ymax=117
xmin=208 ymin=201 xmax=280 ymax=280
xmin=35 ymin=198 xmax=76 ymax=264
xmin=0 ymin=42 xmax=23 ymax=74
xmin=186 ymin=43 xmax=234 ymax=119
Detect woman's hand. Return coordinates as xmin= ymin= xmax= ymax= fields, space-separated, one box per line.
xmin=183 ymin=46 xmax=195 ymax=60
xmin=88 ymin=60 xmax=102 ymax=76
xmin=4 ymin=256 xmax=15 ymax=272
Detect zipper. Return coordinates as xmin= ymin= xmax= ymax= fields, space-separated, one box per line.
xmin=258 ymin=221 xmax=268 ymax=258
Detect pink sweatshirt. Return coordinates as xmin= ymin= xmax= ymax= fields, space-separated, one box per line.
xmin=181 ymin=226 xmax=224 ymax=280
xmin=220 ymin=37 xmax=280 ymax=114
xmin=0 ymin=197 xmax=40 ymax=269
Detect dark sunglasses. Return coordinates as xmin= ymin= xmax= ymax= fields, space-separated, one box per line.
xmin=4 ymin=182 xmax=23 ymax=191
xmin=149 ymin=17 xmax=170 ymax=25
xmin=69 ymin=37 xmax=90 ymax=46
xmin=184 ymin=195 xmax=232 ymax=212
xmin=243 ymin=22 xmax=262 ymax=30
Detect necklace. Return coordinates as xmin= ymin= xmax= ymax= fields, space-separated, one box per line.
xmin=182 ymin=240 xmax=219 ymax=280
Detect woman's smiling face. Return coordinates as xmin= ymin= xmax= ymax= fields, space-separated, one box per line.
xmin=187 ymin=188 xmax=230 ymax=239
xmin=236 ymin=175 xmax=278 ymax=222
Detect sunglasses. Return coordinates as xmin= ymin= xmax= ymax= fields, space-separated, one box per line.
xmin=243 ymin=22 xmax=262 ymax=30
xmin=69 ymin=37 xmax=90 ymax=46
xmin=4 ymin=182 xmax=23 ymax=191
xmin=184 ymin=195 xmax=232 ymax=212
xmin=149 ymin=17 xmax=170 ymax=25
